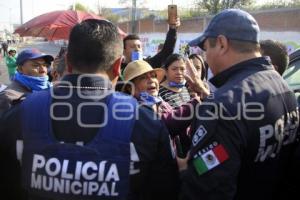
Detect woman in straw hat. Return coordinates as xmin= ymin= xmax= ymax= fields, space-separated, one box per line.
xmin=122 ymin=60 xmax=201 ymax=156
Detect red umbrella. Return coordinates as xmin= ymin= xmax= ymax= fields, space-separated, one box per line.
xmin=14 ymin=10 xmax=127 ymax=40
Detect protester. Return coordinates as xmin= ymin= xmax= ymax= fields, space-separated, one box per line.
xmin=115 ymin=18 xmax=180 ymax=92
xmin=0 ymin=48 xmax=53 ymax=114
xmin=0 ymin=19 xmax=178 ymax=200
xmin=49 ymin=46 xmax=68 ymax=82
xmin=188 ymin=54 xmax=206 ymax=81
xmin=260 ymin=39 xmax=289 ymax=75
xmin=122 ymin=60 xmax=202 ymax=155
xmin=159 ymin=54 xmax=192 ymax=108
xmin=5 ymin=48 xmax=17 ymax=80
xmin=1 ymin=41 xmax=8 ymax=57
xmin=122 ymin=60 xmax=166 ymax=110
xmin=51 ymin=47 xmax=68 ymax=82
xmin=181 ymin=9 xmax=299 ymax=200
xmin=51 ymin=55 xmax=67 ymax=82
xmin=187 ymin=54 xmax=210 ymax=99
xmin=121 ymin=18 xmax=180 ymax=70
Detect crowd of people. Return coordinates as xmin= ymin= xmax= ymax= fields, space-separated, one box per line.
xmin=0 ymin=8 xmax=299 ymax=200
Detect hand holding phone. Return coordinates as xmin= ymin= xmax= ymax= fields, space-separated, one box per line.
xmin=168 ymin=4 xmax=177 ymax=25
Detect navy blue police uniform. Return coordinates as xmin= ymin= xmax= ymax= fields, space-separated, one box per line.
xmin=0 ymin=74 xmax=179 ymax=200
xmin=180 ymin=57 xmax=299 ymax=200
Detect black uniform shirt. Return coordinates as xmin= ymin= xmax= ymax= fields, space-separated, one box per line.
xmin=180 ymin=57 xmax=299 ymax=200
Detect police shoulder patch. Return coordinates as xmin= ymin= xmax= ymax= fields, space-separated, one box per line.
xmin=192 ymin=125 xmax=207 ymax=147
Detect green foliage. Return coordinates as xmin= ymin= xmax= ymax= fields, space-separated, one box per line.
xmin=68 ymin=3 xmax=89 ymax=12
xmin=97 ymin=0 xmax=300 ymax=23
xmin=253 ymin=0 xmax=300 ymax=10
xmin=99 ymin=8 xmax=122 ymax=23
xmin=178 ymin=8 xmax=207 ymax=19
xmin=195 ymin=0 xmax=254 ymax=14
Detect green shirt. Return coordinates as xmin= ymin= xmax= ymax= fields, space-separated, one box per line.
xmin=5 ymin=55 xmax=17 ymax=76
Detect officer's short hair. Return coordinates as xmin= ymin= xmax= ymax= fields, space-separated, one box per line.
xmin=207 ymin=38 xmax=260 ymax=54
xmin=67 ymin=19 xmax=123 ymax=73
xmin=260 ymin=39 xmax=289 ymax=75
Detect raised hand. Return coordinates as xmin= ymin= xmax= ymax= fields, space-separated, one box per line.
xmin=169 ymin=17 xmax=181 ymax=29
xmin=184 ymin=58 xmax=210 ymax=98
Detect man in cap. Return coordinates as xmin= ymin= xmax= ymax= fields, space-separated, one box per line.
xmin=179 ymin=9 xmax=299 ymax=199
xmin=0 ymin=48 xmax=53 ymax=114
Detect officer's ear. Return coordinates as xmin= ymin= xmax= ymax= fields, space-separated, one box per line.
xmin=109 ymin=56 xmax=122 ymax=86
xmin=112 ymin=57 xmax=122 ymax=77
xmin=217 ymin=35 xmax=229 ymax=55
xmin=65 ymin=53 xmax=73 ymax=73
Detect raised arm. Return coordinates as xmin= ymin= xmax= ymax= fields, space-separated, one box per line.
xmin=146 ymin=18 xmax=180 ymax=68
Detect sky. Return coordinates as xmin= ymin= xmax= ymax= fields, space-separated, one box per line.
xmin=0 ymin=0 xmax=271 ymax=26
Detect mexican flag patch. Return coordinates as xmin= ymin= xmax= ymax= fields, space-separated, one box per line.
xmin=193 ymin=144 xmax=229 ymax=175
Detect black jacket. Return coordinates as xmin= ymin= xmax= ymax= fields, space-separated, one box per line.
xmin=144 ymin=28 xmax=177 ymax=68
xmin=0 ymin=74 xmax=179 ymax=200
xmin=180 ymin=57 xmax=299 ymax=200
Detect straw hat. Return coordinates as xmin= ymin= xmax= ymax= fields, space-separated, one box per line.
xmin=123 ymin=60 xmax=165 ymax=82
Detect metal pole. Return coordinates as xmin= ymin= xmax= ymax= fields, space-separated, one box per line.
xmin=98 ymin=0 xmax=102 ymax=15
xmin=73 ymin=0 xmax=76 ymax=11
xmin=9 ymin=8 xmax=12 ymax=31
xmin=20 ymin=0 xmax=23 ymax=24
xmin=131 ymin=0 xmax=137 ymax=33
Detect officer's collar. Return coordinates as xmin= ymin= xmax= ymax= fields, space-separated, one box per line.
xmin=210 ymin=57 xmax=273 ymax=88
xmin=59 ymin=74 xmax=113 ymax=90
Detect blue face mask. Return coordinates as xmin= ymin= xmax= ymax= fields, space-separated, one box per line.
xmin=14 ymin=72 xmax=52 ymax=91
xmin=131 ymin=51 xmax=143 ymax=61
xmin=139 ymin=91 xmax=162 ymax=106
xmin=168 ymin=81 xmax=186 ymax=88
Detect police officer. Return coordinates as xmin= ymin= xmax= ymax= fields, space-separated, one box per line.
xmin=0 ymin=19 xmax=178 ymax=200
xmin=180 ymin=9 xmax=299 ymax=200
